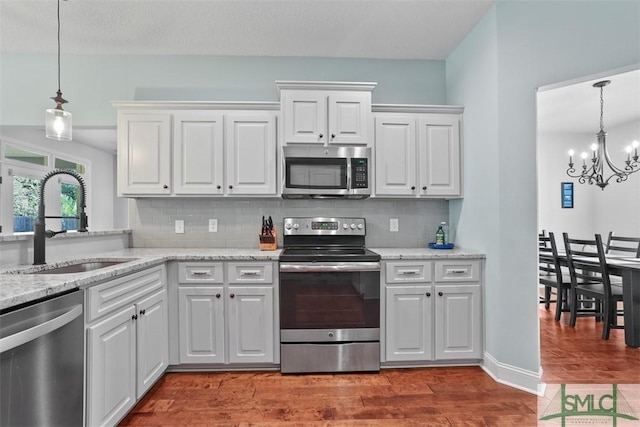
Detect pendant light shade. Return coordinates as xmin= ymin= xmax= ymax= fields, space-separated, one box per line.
xmin=46 ymin=0 xmax=72 ymax=141
xmin=46 ymin=91 xmax=72 ymax=140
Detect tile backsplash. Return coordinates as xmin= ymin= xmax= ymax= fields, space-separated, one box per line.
xmin=129 ymin=198 xmax=448 ymax=249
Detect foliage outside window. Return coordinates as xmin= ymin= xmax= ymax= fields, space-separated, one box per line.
xmin=13 ymin=176 xmax=40 ymax=232
xmin=61 ymin=182 xmax=79 ymax=231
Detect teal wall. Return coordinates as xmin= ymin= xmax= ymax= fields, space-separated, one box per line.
xmin=447 ymin=0 xmax=640 ymax=389
xmin=0 ymin=55 xmax=446 ymax=126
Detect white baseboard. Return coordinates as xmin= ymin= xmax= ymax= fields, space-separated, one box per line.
xmin=482 ymin=351 xmax=544 ymax=395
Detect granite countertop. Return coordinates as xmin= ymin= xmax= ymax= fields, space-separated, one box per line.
xmin=0 ymin=246 xmax=483 ymax=311
xmin=0 ymin=248 xmax=281 ymax=311
xmin=370 ymin=247 xmax=485 ymax=260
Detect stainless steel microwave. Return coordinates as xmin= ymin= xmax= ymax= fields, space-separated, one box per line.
xmin=282 ymin=146 xmax=371 ymax=199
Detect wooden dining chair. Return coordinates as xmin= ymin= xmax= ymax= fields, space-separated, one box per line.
xmin=539 ymin=232 xmax=571 ymax=321
xmin=562 ymin=233 xmax=624 ymax=340
xmin=606 ymin=232 xmax=640 ymax=257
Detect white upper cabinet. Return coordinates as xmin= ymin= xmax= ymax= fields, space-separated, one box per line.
xmin=418 ymin=114 xmax=461 ymax=197
xmin=117 ymin=112 xmax=172 ymax=196
xmin=173 ymin=111 xmax=224 ymax=195
xmin=373 ymin=106 xmax=463 ymax=198
xmin=225 ymin=114 xmax=277 ymax=195
xmin=114 ymin=102 xmax=279 ymax=197
xmin=277 ymin=81 xmax=376 ymax=146
xmin=374 ymin=114 xmax=417 ymax=196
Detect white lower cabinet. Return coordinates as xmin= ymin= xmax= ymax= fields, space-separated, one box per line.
xmin=178 ymin=286 xmax=225 ymax=363
xmin=434 ymin=284 xmax=482 ymax=360
xmin=86 ymin=266 xmax=168 ymax=427
xmin=384 ymin=259 xmax=482 ymax=363
xmin=385 ymin=285 xmax=434 ymax=361
xmin=177 ymin=261 xmax=277 ymax=366
xmin=227 ymin=285 xmax=274 ymax=363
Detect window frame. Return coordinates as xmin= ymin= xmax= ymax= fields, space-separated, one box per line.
xmin=0 ymin=139 xmax=91 ymax=236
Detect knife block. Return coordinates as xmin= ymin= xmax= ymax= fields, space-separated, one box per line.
xmin=259 ymin=227 xmax=277 ymax=251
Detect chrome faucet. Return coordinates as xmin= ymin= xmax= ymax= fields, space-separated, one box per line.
xmin=33 ymin=169 xmax=88 ymax=265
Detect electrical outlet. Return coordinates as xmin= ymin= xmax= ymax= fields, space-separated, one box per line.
xmin=209 ymin=218 xmax=218 ymax=232
xmin=175 ymin=220 xmax=184 ymax=234
xmin=390 ymin=218 xmax=399 ymax=232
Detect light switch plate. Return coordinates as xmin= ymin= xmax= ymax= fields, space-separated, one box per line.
xmin=390 ymin=218 xmax=399 ymax=232
xmin=209 ymin=219 xmax=218 ymax=232
xmin=175 ymin=220 xmax=185 ymax=234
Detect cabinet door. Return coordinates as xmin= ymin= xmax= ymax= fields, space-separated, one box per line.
xmin=87 ymin=305 xmax=137 ymax=427
xmin=178 ymin=286 xmax=225 ymax=363
xmin=118 ymin=112 xmax=171 ymax=195
xmin=434 ymin=285 xmax=482 ymax=360
xmin=374 ymin=114 xmax=417 ymax=196
xmin=173 ymin=112 xmax=224 ymax=195
xmin=136 ymin=289 xmax=168 ymax=399
xmin=385 ymin=285 xmax=434 ymax=361
xmin=418 ymin=114 xmax=461 ymax=197
xmin=227 ymin=286 xmax=274 ymax=363
xmin=225 ymin=114 xmax=277 ymax=195
xmin=282 ymin=92 xmax=327 ymax=144
xmin=327 ymin=93 xmax=371 ymax=145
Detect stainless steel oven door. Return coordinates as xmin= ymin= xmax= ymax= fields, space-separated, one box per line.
xmin=279 ymin=262 xmax=381 ymax=331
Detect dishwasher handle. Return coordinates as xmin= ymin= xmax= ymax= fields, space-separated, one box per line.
xmin=0 ymin=304 xmax=83 ymax=353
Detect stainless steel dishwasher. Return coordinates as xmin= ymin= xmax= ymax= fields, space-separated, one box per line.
xmin=0 ymin=289 xmax=84 ymax=427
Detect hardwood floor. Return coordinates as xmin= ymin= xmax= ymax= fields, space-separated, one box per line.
xmin=120 ymin=303 xmax=639 ymax=426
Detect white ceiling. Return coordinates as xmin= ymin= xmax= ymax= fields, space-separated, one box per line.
xmin=0 ymin=0 xmax=637 ymax=153
xmin=537 ymin=68 xmax=640 ymax=135
xmin=0 ymin=0 xmax=495 ymax=59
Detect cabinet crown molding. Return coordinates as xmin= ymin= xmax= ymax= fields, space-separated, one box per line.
xmin=111 ymin=101 xmax=280 ymax=111
xmin=275 ymin=80 xmax=377 ymax=99
xmin=372 ymin=104 xmax=464 ymax=114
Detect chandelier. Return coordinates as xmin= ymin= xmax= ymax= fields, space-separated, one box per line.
xmin=45 ymin=0 xmax=72 ymax=141
xmin=566 ymin=80 xmax=639 ymax=190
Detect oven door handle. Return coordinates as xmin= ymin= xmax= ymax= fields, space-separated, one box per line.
xmin=279 ymin=262 xmax=381 ymax=273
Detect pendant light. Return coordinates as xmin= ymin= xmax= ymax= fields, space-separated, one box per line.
xmin=45 ymin=0 xmax=72 ymax=141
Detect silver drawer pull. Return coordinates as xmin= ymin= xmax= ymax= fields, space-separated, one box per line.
xmin=240 ymin=270 xmax=260 ymax=276
xmin=448 ymin=269 xmax=468 ymax=274
xmin=191 ymin=271 xmax=211 ymax=276
xmin=399 ymin=270 xmax=419 ymax=275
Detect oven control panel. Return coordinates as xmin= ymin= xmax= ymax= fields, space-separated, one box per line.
xmin=283 ymin=217 xmax=366 ymax=235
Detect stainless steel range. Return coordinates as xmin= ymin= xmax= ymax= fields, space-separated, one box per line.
xmin=279 ymin=217 xmax=381 ymax=373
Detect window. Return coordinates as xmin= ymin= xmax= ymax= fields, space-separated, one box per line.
xmin=1 ymin=141 xmax=89 ymax=235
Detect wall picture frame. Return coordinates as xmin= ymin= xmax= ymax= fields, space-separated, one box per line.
xmin=561 ymin=182 xmax=574 ymax=209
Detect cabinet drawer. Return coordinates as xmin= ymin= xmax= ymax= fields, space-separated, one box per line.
xmin=178 ymin=262 xmax=224 ymax=284
xmin=434 ymin=260 xmax=480 ymax=282
xmin=385 ymin=261 xmax=432 ymax=283
xmin=86 ymin=266 xmax=165 ymax=323
xmin=227 ymin=262 xmax=273 ymax=284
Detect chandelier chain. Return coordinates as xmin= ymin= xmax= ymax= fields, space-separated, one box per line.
xmin=599 ymin=84 xmax=604 ymax=132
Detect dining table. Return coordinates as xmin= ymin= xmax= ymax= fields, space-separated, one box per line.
xmin=556 ymin=253 xmax=640 ymax=347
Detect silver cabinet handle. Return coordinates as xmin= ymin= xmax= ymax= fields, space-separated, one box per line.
xmin=0 ymin=304 xmax=82 ymax=353
xmin=191 ymin=271 xmax=211 ymax=276
xmin=399 ymin=270 xmax=419 ymax=275
xmin=448 ymin=269 xmax=468 ymax=274
xmin=240 ymin=270 xmax=260 ymax=276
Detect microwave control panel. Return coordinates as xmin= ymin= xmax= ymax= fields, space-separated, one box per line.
xmin=351 ymin=158 xmax=369 ymax=189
